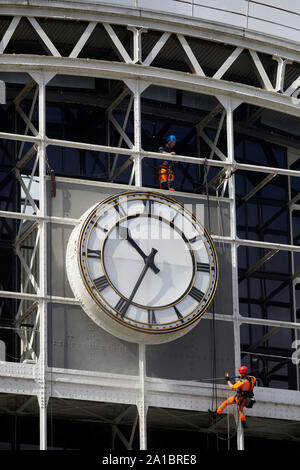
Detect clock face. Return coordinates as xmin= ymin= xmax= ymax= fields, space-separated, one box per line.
xmin=66 ymin=191 xmax=218 ymax=344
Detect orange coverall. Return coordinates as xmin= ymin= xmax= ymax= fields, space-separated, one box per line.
xmin=158 ymin=163 xmax=175 ymax=190
xmin=217 ymin=376 xmax=256 ymax=423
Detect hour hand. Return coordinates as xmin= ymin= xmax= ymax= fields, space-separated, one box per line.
xmin=118 ymin=225 xmax=160 ymax=274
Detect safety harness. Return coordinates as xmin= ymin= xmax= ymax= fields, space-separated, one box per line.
xmin=158 ymin=163 xmax=175 ymax=189
xmin=236 ymin=376 xmax=256 ymax=409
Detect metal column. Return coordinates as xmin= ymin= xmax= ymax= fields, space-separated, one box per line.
xmin=138 ymin=343 xmax=148 ymax=450
xmin=34 ymin=72 xmax=51 ymax=450
xmin=133 ymin=80 xmax=142 ymax=187
xmin=221 ymin=96 xmax=244 ymax=450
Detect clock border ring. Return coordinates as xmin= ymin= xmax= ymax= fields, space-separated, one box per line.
xmin=78 ymin=196 xmax=213 ymax=320
xmin=75 ymin=193 xmax=218 ymax=332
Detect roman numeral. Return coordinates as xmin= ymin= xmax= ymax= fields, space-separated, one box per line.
xmin=171 ymin=211 xmax=179 ymax=223
xmin=197 ymin=262 xmax=210 ymax=273
xmin=114 ymin=202 xmax=126 ymax=217
xmin=86 ymin=249 xmax=102 ymax=260
xmin=189 ymin=287 xmax=205 ymax=303
xmin=93 ymin=276 xmax=109 ymax=292
xmin=95 ymin=222 xmax=108 ymax=233
xmin=143 ymin=198 xmax=153 ymax=214
xmin=190 ymin=235 xmax=202 ymax=244
xmin=173 ymin=305 xmax=184 ymax=323
xmin=115 ymin=298 xmax=129 ymax=317
xmin=148 ymin=309 xmax=157 ymax=325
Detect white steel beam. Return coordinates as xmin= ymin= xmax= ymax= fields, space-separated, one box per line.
xmin=14 ymin=171 xmax=38 ymax=217
xmin=69 ymin=21 xmax=97 ymax=59
xmin=1 ymin=55 xmax=300 ymax=118
xmin=103 ymin=23 xmax=133 ymax=64
xmin=1 ymin=285 xmax=300 ymax=331
xmin=36 ymin=74 xmax=48 ymax=451
xmin=16 ymin=301 xmax=39 ymax=328
xmin=2 ymin=3 xmax=300 ymax=70
xmin=27 ymin=17 xmax=61 ymax=57
xmin=0 ymin=133 xmax=294 ymax=179
xmin=16 ymin=151 xmax=40 ymax=226
xmin=16 ymin=85 xmax=39 ymax=164
xmin=138 ymin=344 xmax=147 ymax=450
xmin=177 ymin=34 xmax=205 ymax=76
xmin=273 ymin=56 xmax=293 ymax=92
xmin=0 ymin=290 xmax=79 ymax=305
xmin=0 ymin=364 xmax=298 ymax=421
xmin=143 ymin=32 xmax=171 ymax=67
xmin=109 ymin=94 xmax=134 ymax=181
xmin=249 ymin=50 xmax=274 ymax=91
xmin=13 ymin=79 xmax=36 ymax=107
xmin=127 ymin=26 xmax=147 ymax=64
xmin=123 ymin=79 xmax=144 ymax=187
xmin=0 ymin=209 xmax=78 ymax=226
xmin=2 ymin=139 xmax=300 ymax=182
xmin=18 ymin=316 xmax=39 ymax=362
xmin=14 ymin=103 xmax=38 ymax=137
xmin=199 ymin=130 xmax=227 ymax=161
xmin=209 ymin=110 xmax=226 ymax=161
xmin=108 ymin=112 xmax=134 ymax=149
xmin=16 ymin=144 xmax=37 ymax=170
xmin=0 ymin=16 xmax=21 ymax=54
xmin=213 ymin=47 xmax=243 ymax=80
xmin=220 ymin=96 xmax=244 ymax=449
xmin=133 ymin=81 xmax=142 ymax=187
xmin=16 ymin=231 xmax=40 ymax=325
xmin=16 ymin=242 xmax=39 ymax=294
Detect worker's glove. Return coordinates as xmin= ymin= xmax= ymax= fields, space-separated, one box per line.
xmin=224 ymin=373 xmax=231 ymax=382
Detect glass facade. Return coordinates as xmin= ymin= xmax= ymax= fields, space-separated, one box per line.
xmin=0 ymin=4 xmax=299 ymax=450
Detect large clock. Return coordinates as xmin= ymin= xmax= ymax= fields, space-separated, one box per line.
xmin=66 ymin=191 xmax=218 ymax=344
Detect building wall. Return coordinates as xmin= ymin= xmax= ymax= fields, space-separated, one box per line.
xmin=42 ymin=0 xmax=300 ymax=46
xmin=0 ymin=0 xmax=299 ymax=450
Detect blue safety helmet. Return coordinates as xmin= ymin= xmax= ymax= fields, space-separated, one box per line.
xmin=166 ymin=134 xmax=176 ymax=143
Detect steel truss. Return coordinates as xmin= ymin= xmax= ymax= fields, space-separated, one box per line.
xmin=0 ymin=4 xmax=299 ymax=451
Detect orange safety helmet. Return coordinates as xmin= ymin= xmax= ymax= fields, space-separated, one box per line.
xmin=238 ymin=366 xmax=249 ymax=376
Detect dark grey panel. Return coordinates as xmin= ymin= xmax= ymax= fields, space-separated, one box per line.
xmin=48 ymin=181 xmax=117 ymax=219
xmin=49 ymin=181 xmax=230 ymax=237
xmin=48 ymin=223 xmax=73 ymax=298
xmin=213 ymin=243 xmax=233 ymax=316
xmin=47 ymin=181 xmax=233 ymax=372
xmin=146 ymin=319 xmax=235 ymax=381
xmin=48 ymin=304 xmax=139 ymax=374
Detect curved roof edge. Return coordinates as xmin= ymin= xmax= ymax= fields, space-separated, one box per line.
xmin=2 ymin=0 xmax=300 ymax=58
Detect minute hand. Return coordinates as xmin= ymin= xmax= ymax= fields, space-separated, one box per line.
xmin=121 ymin=248 xmax=158 ymax=317
xmin=118 ymin=225 xmax=160 ymax=274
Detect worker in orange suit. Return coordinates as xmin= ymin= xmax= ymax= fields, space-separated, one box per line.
xmin=209 ymin=366 xmax=256 ymax=429
xmin=158 ymin=135 xmax=177 ymax=191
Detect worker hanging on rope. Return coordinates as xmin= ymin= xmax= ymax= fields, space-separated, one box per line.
xmin=208 ymin=366 xmax=256 ymax=429
xmin=158 ymin=134 xmax=177 ymax=191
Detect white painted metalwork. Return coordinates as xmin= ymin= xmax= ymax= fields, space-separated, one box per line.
xmin=0 ymin=1 xmax=298 ymax=451
xmin=36 ymin=73 xmax=49 ymax=451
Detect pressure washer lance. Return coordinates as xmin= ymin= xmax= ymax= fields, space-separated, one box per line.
xmin=196 ymin=375 xmax=239 ymax=382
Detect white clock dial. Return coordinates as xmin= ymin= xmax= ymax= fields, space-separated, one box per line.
xmin=66 ymin=191 xmax=218 ymax=344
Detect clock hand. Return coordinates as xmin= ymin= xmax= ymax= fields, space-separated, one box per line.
xmin=121 ymin=248 xmax=158 ymax=317
xmin=118 ymin=224 xmax=160 ymax=274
